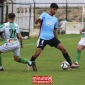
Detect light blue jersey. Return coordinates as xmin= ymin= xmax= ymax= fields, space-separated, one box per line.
xmin=39 ymin=13 xmax=58 ymax=40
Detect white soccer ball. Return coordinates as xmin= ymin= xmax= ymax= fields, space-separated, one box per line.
xmin=61 ymin=61 xmax=69 ymax=70
xmin=22 ymin=36 xmax=28 ymax=39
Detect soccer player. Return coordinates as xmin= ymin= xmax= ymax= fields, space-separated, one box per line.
xmin=0 ymin=13 xmax=32 ymax=71
xmin=72 ymin=28 xmax=85 ymax=67
xmin=28 ymin=3 xmax=78 ymax=71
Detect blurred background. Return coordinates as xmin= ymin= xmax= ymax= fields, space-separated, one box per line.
xmin=0 ymin=0 xmax=85 ymax=38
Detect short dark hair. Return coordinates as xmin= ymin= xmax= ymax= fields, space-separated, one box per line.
xmin=8 ymin=13 xmax=15 ymax=19
xmin=50 ymin=3 xmax=59 ymax=9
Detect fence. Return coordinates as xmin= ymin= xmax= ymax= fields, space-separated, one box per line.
xmin=34 ymin=3 xmax=85 ymax=22
xmin=2 ymin=0 xmax=34 ymax=38
xmin=0 ymin=3 xmax=8 ymax=25
xmin=1 ymin=1 xmax=85 ymax=37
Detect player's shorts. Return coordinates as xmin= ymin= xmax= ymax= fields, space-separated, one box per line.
xmin=37 ymin=37 xmax=61 ymax=50
xmin=78 ymin=38 xmax=85 ymax=46
xmin=0 ymin=39 xmax=20 ymax=56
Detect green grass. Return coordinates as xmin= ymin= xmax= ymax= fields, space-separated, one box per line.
xmin=0 ymin=34 xmax=85 ymax=85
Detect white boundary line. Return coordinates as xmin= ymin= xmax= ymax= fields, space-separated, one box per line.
xmin=23 ymin=43 xmax=36 ymax=46
xmin=23 ymin=36 xmax=81 ymax=46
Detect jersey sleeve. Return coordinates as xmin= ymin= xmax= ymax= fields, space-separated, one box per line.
xmin=0 ymin=24 xmax=5 ymax=32
xmin=16 ymin=26 xmax=20 ymax=33
xmin=54 ymin=19 xmax=58 ymax=29
xmin=39 ymin=13 xmax=45 ymax=20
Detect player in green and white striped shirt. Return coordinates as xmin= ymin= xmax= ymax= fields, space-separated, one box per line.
xmin=72 ymin=28 xmax=85 ymax=67
xmin=0 ymin=13 xmax=32 ymax=71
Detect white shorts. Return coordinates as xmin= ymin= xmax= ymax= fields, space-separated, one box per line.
xmin=0 ymin=42 xmax=20 ymax=56
xmin=78 ymin=38 xmax=85 ymax=46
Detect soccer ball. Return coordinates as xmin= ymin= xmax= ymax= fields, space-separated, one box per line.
xmin=22 ymin=36 xmax=28 ymax=39
xmin=61 ymin=61 xmax=69 ymax=70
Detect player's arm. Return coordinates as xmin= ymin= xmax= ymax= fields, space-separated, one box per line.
xmin=54 ymin=28 xmax=58 ymax=38
xmin=35 ymin=18 xmax=41 ymax=24
xmin=35 ymin=13 xmax=45 ymax=24
xmin=17 ymin=33 xmax=23 ymax=48
xmin=54 ymin=18 xmax=58 ymax=38
xmin=16 ymin=25 xmax=23 ymax=48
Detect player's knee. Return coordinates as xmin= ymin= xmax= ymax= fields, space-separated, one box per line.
xmin=77 ymin=47 xmax=81 ymax=51
xmin=36 ymin=52 xmax=40 ymax=56
xmin=35 ymin=50 xmax=41 ymax=56
xmin=14 ymin=57 xmax=19 ymax=62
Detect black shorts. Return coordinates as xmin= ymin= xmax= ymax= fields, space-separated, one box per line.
xmin=37 ymin=37 xmax=61 ymax=50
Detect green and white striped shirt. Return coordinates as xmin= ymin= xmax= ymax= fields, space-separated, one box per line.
xmin=0 ymin=22 xmax=20 ymax=43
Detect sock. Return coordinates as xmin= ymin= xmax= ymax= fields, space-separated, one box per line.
xmin=75 ymin=50 xmax=81 ymax=63
xmin=0 ymin=54 xmax=2 ymax=66
xmin=18 ymin=58 xmax=30 ymax=64
xmin=63 ymin=53 xmax=72 ymax=66
xmin=30 ymin=56 xmax=36 ymax=61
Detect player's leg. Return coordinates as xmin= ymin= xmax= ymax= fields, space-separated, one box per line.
xmin=13 ymin=47 xmax=32 ymax=65
xmin=0 ymin=43 xmax=18 ymax=71
xmin=75 ymin=38 xmax=85 ymax=63
xmin=29 ymin=48 xmax=42 ymax=71
xmin=0 ymin=44 xmax=10 ymax=71
xmin=30 ymin=48 xmax=42 ymax=61
xmin=72 ymin=44 xmax=84 ymax=68
xmin=57 ymin=43 xmax=72 ymax=66
xmin=57 ymin=42 xmax=80 ymax=68
xmin=75 ymin=44 xmax=84 ymax=64
xmin=0 ymin=52 xmax=4 ymax=71
xmin=14 ymin=56 xmax=32 ymax=65
xmin=30 ymin=38 xmax=45 ymax=61
xmin=72 ymin=38 xmax=85 ymax=67
xmin=49 ymin=37 xmax=72 ymax=66
xmin=0 ymin=43 xmax=4 ymax=71
xmin=29 ymin=38 xmax=47 ymax=71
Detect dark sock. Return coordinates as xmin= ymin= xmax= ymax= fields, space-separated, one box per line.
xmin=30 ymin=56 xmax=36 ymax=61
xmin=63 ymin=53 xmax=72 ymax=66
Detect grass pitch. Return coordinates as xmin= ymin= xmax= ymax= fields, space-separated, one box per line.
xmin=0 ymin=34 xmax=85 ymax=85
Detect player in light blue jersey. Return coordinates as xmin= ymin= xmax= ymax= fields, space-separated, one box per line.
xmin=0 ymin=13 xmax=32 ymax=71
xmin=72 ymin=28 xmax=85 ymax=67
xmin=39 ymin=12 xmax=58 ymax=40
xmin=28 ymin=3 xmax=78 ymax=71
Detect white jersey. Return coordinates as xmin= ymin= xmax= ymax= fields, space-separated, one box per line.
xmin=0 ymin=22 xmax=20 ymax=44
xmin=0 ymin=22 xmax=21 ymax=56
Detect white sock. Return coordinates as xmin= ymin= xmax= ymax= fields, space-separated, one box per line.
xmin=75 ymin=62 xmax=78 ymax=64
xmin=29 ymin=61 xmax=32 ymax=65
xmin=0 ymin=66 xmax=3 ymax=69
